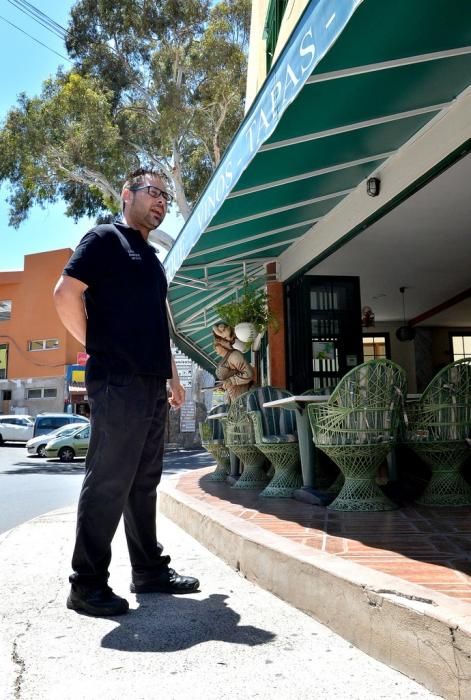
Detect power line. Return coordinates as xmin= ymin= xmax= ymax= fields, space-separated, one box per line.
xmin=6 ymin=0 xmax=67 ymax=39
xmin=0 ymin=13 xmax=70 ymax=62
xmin=3 ymin=0 xmax=123 ymax=65
xmin=6 ymin=0 xmax=64 ymax=39
xmin=16 ymin=0 xmax=66 ymax=34
xmin=6 ymin=0 xmax=144 ymax=72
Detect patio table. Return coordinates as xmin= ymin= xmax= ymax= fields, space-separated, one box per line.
xmin=262 ymin=395 xmax=329 ymax=492
xmin=206 ymin=412 xmax=228 ymax=420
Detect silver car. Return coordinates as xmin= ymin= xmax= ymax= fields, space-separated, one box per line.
xmin=26 ymin=423 xmax=87 ymax=458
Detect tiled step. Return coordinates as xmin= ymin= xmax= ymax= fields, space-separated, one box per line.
xmin=160 ymin=466 xmax=471 ymax=700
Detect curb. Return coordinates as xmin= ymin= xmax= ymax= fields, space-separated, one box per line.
xmin=160 ymin=476 xmax=471 ymax=700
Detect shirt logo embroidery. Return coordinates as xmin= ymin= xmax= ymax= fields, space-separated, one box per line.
xmin=128 ymin=251 xmax=142 ymax=261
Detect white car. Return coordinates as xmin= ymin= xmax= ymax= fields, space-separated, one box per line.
xmin=26 ymin=423 xmax=88 ymax=457
xmin=0 ymin=415 xmax=35 ymax=444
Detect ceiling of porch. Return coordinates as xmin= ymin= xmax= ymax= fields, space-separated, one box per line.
xmin=310 ymin=151 xmax=471 ymax=326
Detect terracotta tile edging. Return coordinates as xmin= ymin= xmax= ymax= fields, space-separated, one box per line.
xmin=160 ymin=472 xmax=471 ymax=700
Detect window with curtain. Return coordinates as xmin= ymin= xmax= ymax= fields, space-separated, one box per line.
xmin=0 ymin=300 xmax=12 ymax=321
xmin=362 ymin=335 xmax=390 ymax=360
xmin=450 ymin=333 xmax=471 ymax=360
xmin=28 ymin=338 xmax=59 ymax=351
xmin=0 ymin=344 xmax=7 ymax=379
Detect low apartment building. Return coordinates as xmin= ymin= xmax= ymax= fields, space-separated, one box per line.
xmin=0 ymin=249 xmax=84 ymax=416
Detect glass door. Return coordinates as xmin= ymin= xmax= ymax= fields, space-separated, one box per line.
xmin=286 ymin=275 xmax=363 ymax=393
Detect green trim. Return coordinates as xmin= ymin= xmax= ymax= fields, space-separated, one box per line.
xmin=264 ymin=0 xmax=289 ymax=70
xmin=168 ymin=325 xmax=216 ymax=374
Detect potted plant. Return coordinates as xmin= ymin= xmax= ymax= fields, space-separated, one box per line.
xmin=215 ymin=279 xmax=278 ymax=350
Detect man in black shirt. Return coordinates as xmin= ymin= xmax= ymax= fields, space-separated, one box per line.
xmin=54 ymin=168 xmax=199 ymax=617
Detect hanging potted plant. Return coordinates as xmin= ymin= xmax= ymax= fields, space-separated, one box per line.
xmin=215 ymin=279 xmax=278 ymax=350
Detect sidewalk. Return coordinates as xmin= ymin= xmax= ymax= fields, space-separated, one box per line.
xmin=0 ymin=501 xmax=438 ymax=700
xmin=159 ymin=465 xmax=471 ymax=700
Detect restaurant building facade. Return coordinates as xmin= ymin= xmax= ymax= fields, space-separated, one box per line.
xmin=164 ymin=0 xmax=471 ymax=394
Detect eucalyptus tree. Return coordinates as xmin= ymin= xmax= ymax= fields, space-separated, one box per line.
xmin=0 ymin=0 xmax=250 ymax=235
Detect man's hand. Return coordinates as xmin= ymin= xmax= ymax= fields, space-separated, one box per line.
xmin=168 ymin=379 xmax=185 ymax=408
xmin=168 ymin=355 xmax=186 ymax=408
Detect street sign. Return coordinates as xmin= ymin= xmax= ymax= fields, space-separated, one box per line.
xmin=77 ymin=352 xmax=89 ymax=366
xmin=180 ymin=401 xmax=196 ymax=432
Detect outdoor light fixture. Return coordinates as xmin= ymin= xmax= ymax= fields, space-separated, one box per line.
xmin=395 ymin=287 xmax=416 ymax=342
xmin=366 ymin=177 xmax=380 ymax=197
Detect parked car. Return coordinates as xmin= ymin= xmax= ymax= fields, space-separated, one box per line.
xmin=44 ymin=424 xmax=90 ymax=462
xmin=0 ymin=415 xmax=34 ymax=444
xmin=33 ymin=413 xmax=88 ymax=438
xmin=26 ymin=423 xmax=88 ymax=457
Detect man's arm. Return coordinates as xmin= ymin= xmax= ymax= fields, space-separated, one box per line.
xmin=53 ymin=275 xmax=88 ymax=347
xmin=168 ymin=355 xmax=186 ymax=408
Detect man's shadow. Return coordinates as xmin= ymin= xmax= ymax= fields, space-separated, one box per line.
xmin=101 ymin=593 xmax=275 ymax=652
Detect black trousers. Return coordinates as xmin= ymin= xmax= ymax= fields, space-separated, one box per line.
xmin=70 ymin=374 xmax=169 ymax=588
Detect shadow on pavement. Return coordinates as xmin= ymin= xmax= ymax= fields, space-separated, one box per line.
xmin=2 ymin=461 xmax=85 ymax=475
xmin=101 ymin=593 xmax=275 ymax=652
xmin=163 ymin=449 xmax=215 ymax=474
xmin=1 ymin=449 xmax=212 ymax=476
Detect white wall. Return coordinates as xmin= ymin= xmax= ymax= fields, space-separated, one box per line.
xmin=367 ymin=322 xmax=417 ymax=393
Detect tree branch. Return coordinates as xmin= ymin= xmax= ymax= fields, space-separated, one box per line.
xmin=48 ymin=148 xmax=121 ymax=205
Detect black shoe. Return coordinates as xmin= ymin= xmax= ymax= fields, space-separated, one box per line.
xmin=130 ymin=568 xmax=199 ymax=594
xmin=67 ymin=584 xmax=129 ymax=616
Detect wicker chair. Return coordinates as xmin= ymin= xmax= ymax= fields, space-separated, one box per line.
xmin=247 ymin=386 xmax=301 ymax=497
xmin=222 ymin=390 xmax=269 ymax=489
xmin=301 ymin=387 xmax=343 ymax=494
xmin=199 ymin=404 xmax=231 ymax=481
xmin=308 ymin=359 xmax=407 ymax=511
xmin=403 ymin=358 xmax=471 ymax=506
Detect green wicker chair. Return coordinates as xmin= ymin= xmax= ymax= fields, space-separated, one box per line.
xmin=222 ymin=390 xmax=269 ymax=490
xmin=247 ymin=386 xmax=302 ymax=497
xmin=199 ymin=403 xmax=231 ymax=481
xmin=301 ymin=387 xmax=343 ymax=494
xmin=308 ymin=359 xmax=407 ymax=511
xmin=403 ymin=358 xmax=471 ymax=506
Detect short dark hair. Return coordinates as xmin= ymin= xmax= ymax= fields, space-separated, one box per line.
xmin=122 ymin=167 xmax=172 ymax=212
xmin=123 ymin=167 xmax=171 ymax=190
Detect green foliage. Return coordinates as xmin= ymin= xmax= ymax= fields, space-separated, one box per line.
xmin=0 ymin=0 xmax=250 ymax=227
xmin=0 ymin=72 xmax=127 ymax=225
xmin=215 ymin=279 xmax=279 ymax=333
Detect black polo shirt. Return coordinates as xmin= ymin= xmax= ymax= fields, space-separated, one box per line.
xmin=63 ymin=222 xmax=172 ymax=380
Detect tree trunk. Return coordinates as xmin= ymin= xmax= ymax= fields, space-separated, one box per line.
xmin=172 ymin=143 xmax=191 ymax=221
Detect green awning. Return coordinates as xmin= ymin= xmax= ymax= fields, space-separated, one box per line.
xmin=165 ymin=0 xmax=471 ymax=371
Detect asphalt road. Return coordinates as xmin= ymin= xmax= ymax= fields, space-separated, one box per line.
xmin=0 ymin=444 xmax=214 ymax=535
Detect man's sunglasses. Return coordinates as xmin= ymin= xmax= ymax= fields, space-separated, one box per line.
xmin=129 ymin=185 xmax=173 ymax=204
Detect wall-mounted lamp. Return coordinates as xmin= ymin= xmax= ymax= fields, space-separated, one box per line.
xmin=366 ymin=177 xmax=380 ymax=197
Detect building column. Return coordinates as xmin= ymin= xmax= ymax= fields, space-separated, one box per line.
xmin=266 ymin=263 xmax=286 ymax=387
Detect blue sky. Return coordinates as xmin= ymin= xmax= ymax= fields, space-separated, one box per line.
xmin=0 ymin=1 xmax=182 ymax=271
